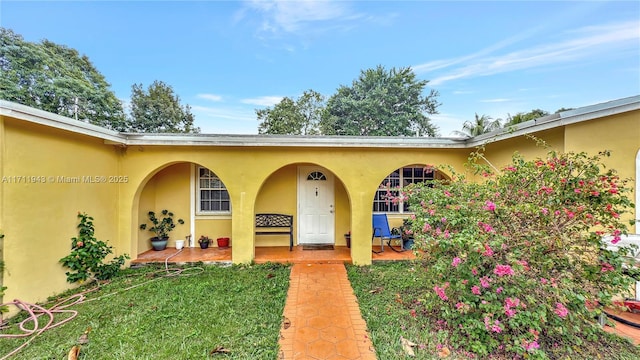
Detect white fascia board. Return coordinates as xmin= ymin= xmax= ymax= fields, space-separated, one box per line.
xmin=111 ymin=133 xmax=469 ymax=149
xmin=0 ymin=100 xmax=126 ymax=144
xmin=466 ymin=95 xmax=640 ymax=148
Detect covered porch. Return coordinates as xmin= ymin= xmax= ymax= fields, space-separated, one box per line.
xmin=131 ymin=245 xmax=417 ymax=265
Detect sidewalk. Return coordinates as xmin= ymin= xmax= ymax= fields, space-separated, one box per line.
xmin=278 ymin=264 xmax=377 ymax=360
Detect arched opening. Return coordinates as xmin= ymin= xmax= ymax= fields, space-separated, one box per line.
xmin=134 ymin=161 xmax=232 ymax=254
xmin=372 ymin=164 xmax=450 ymax=245
xmin=254 ymin=163 xmax=350 ymax=249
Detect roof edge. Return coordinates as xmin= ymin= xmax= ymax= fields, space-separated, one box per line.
xmin=0 ymin=100 xmax=125 ymax=143
xmin=465 ymin=95 xmax=640 ymax=147
xmin=2 ymin=95 xmax=638 ymax=148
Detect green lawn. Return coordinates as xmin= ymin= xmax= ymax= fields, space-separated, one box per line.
xmin=0 ymin=263 xmax=290 ymax=360
xmin=347 ymin=261 xmax=640 ymax=360
xmin=6 ymin=261 xmax=639 ymax=359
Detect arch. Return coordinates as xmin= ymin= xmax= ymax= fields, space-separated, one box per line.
xmin=254 ymin=162 xmax=351 ymax=248
xmin=373 ymin=163 xmax=451 ymax=214
xmin=130 ymin=160 xmax=233 ymax=254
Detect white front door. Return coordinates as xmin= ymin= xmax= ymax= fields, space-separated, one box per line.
xmin=298 ymin=166 xmax=335 ymax=244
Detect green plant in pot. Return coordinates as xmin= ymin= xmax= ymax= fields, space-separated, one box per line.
xmin=198 ymin=235 xmax=211 ymax=249
xmin=139 ymin=210 xmax=184 ymax=251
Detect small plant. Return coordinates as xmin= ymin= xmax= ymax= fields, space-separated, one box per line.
xmin=198 ymin=236 xmax=211 ymax=245
xmin=139 ymin=209 xmax=184 ymax=239
xmin=60 ymin=213 xmax=129 ymax=283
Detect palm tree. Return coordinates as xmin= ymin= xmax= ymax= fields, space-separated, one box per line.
xmin=454 ymin=113 xmax=501 ymax=137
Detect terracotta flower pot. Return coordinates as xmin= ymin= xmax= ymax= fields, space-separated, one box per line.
xmin=217 ymin=237 xmax=230 ymax=248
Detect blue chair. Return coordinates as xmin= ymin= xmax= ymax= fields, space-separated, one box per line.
xmin=372 ymin=214 xmax=404 ymax=253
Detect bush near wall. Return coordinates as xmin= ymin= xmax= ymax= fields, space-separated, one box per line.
xmin=404 ymin=146 xmax=636 ymax=358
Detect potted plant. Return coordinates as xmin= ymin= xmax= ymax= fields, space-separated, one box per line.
xmin=344 ymin=231 xmax=351 ymax=248
xmin=198 ymin=235 xmax=211 ymax=249
xmin=216 ymin=237 xmax=230 ymax=248
xmin=139 ymin=210 xmax=184 ymax=251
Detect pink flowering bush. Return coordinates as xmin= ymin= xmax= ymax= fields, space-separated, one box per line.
xmin=404 ymin=147 xmax=636 ymax=358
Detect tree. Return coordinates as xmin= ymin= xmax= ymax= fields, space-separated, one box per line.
xmin=127 ymin=81 xmax=199 ymax=133
xmin=322 ymin=65 xmax=440 ymax=136
xmin=454 ymin=113 xmax=501 ymax=137
xmin=0 ymin=28 xmax=127 ymax=130
xmin=504 ymin=108 xmax=550 ymax=127
xmin=257 ymin=90 xmax=325 ymax=135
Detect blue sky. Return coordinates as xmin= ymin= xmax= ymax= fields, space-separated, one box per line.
xmin=2 ymin=1 xmax=639 ymax=136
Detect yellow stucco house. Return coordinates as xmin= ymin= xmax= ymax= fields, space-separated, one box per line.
xmin=1 ymin=96 xmax=639 ymax=306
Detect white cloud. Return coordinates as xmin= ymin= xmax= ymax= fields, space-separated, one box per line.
xmin=197 ymin=94 xmax=223 ymax=102
xmin=417 ymin=20 xmax=639 ymax=86
xmin=243 ymin=0 xmax=351 ymax=33
xmin=240 ymin=96 xmax=283 ymax=107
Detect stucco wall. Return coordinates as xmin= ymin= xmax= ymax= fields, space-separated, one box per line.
xmin=476 ymin=128 xmax=565 ymax=173
xmin=2 ymin=102 xmax=638 ymax=306
xmin=1 ymin=117 xmax=121 ymax=305
xmin=137 ymin=163 xmax=192 ymax=250
xmin=564 ymin=111 xmax=639 ymax=232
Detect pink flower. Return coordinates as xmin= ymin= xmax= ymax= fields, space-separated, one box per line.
xmin=471 ymin=286 xmax=481 ymax=295
xmin=496 ymin=287 xmax=503 ymax=294
xmin=563 ymin=208 xmax=575 ymax=219
xmin=601 ymin=262 xmax=614 ymax=272
xmin=554 ymin=302 xmax=569 ymax=318
xmin=480 ymin=276 xmax=491 ymax=288
xmin=455 ymin=302 xmax=465 ymax=310
xmin=505 ymin=297 xmax=521 ymax=308
xmin=471 ymin=268 xmax=478 ymax=275
xmin=482 ymin=243 xmax=494 ymax=256
xmin=451 ymin=257 xmax=462 ymax=267
xmin=483 ymin=201 xmax=496 ymax=212
xmin=611 ymin=229 xmax=622 ymax=244
xmin=444 ymin=190 xmax=452 ymax=197
xmin=540 ymin=278 xmax=548 ymax=284
xmin=523 ymin=340 xmax=540 ymax=352
xmin=484 ymin=316 xmax=502 ymax=332
xmin=433 ymin=284 xmax=449 ymax=301
xmin=477 ymin=222 xmax=495 ymax=234
xmin=541 ymin=207 xmax=549 ymax=215
xmin=494 ymin=264 xmax=514 ymax=277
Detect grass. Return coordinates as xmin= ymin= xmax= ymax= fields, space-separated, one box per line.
xmin=0 ymin=263 xmax=290 ymax=360
xmin=347 ymin=261 xmax=640 ymax=360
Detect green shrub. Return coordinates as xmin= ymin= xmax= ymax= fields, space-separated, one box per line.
xmin=404 ymin=147 xmax=636 ymax=358
xmin=60 ymin=212 xmax=129 ymax=283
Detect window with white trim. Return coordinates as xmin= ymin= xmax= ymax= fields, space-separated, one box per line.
xmin=197 ymin=167 xmax=230 ymax=213
xmin=373 ymin=165 xmax=440 ymax=213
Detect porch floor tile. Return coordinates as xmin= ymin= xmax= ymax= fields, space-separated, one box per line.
xmin=131 ymin=245 xmax=417 ymax=265
xmin=603 ymin=308 xmax=640 ymax=345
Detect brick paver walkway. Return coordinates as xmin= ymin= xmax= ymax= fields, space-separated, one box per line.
xmin=278 ymin=263 xmax=377 ymax=360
